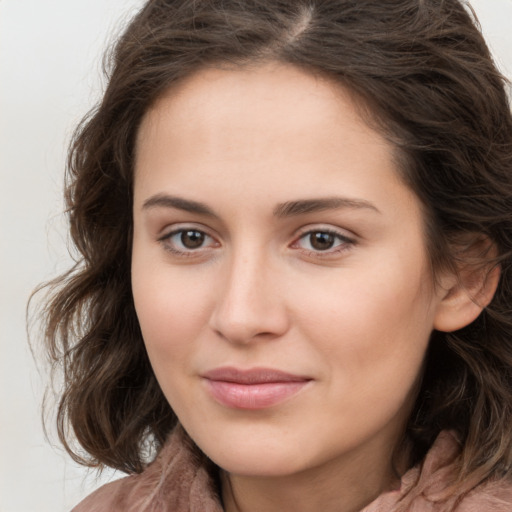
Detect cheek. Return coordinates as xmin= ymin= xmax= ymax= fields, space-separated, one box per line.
xmin=294 ymin=254 xmax=435 ymax=386
xmin=131 ymin=256 xmax=212 ymax=363
xmin=302 ymin=283 xmax=432 ymax=439
xmin=131 ymin=265 xmax=214 ymax=417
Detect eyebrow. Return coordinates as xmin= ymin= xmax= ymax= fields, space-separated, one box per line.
xmin=273 ymin=197 xmax=380 ymax=217
xmin=142 ymin=194 xmax=379 ymax=218
xmin=142 ymin=194 xmax=218 ymax=217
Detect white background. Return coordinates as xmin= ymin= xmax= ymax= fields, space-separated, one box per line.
xmin=1 ymin=1 xmax=511 ymax=511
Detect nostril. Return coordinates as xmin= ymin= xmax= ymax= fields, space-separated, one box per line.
xmin=207 ymin=258 xmax=290 ymax=344
xmin=209 ymin=303 xmax=290 ymax=345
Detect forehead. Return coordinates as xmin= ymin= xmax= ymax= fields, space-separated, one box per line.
xmin=133 ymin=63 xmax=414 ymax=220
xmin=138 ymin=63 xmax=385 ymax=144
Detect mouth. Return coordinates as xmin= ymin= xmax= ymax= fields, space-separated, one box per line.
xmin=201 ymin=367 xmax=312 ymax=410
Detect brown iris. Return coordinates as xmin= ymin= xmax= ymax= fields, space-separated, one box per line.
xmin=180 ymin=230 xmax=205 ymax=249
xmin=309 ymin=232 xmax=336 ymax=251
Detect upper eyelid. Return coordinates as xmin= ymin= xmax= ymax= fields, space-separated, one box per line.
xmin=158 ymin=222 xmax=217 ymax=239
xmin=290 ymin=230 xmax=357 ymax=260
xmin=156 ymin=223 xmax=357 ymax=246
xmin=293 ymin=224 xmax=356 ymax=241
xmin=291 ymin=225 xmax=358 ymax=252
xmin=293 ymin=231 xmax=354 ymax=247
xmin=158 ymin=228 xmax=219 ymax=257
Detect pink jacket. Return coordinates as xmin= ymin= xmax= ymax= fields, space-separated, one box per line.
xmin=72 ymin=427 xmax=512 ymax=512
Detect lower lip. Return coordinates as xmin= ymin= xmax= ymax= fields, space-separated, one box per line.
xmin=205 ymin=380 xmax=309 ymax=410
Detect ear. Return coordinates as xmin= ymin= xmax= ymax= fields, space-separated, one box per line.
xmin=433 ymin=239 xmax=500 ymax=333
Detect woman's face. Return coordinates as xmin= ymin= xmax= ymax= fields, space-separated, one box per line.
xmin=132 ymin=63 xmax=447 ymax=480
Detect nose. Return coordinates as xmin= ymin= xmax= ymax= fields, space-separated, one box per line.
xmin=208 ymin=250 xmax=290 ymax=345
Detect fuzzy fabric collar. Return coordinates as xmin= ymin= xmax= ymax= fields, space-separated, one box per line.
xmin=72 ymin=427 xmax=512 ymax=512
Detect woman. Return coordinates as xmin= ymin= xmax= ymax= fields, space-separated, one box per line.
xmin=41 ymin=0 xmax=512 ymax=510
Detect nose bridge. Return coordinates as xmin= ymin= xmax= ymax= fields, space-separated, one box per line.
xmin=210 ymin=241 xmax=288 ymax=343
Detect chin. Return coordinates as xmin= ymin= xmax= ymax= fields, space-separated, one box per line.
xmin=187 ymin=422 xmax=311 ymax=477
xmin=210 ymin=448 xmax=306 ymax=478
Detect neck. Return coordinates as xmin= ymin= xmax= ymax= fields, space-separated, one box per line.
xmin=220 ymin=442 xmax=406 ymax=512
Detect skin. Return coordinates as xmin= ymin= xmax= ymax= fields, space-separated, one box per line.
xmin=131 ymin=63 xmax=458 ymax=512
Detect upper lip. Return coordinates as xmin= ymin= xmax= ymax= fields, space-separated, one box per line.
xmin=202 ymin=367 xmax=311 ymax=384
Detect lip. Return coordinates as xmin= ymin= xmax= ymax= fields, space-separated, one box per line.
xmin=201 ymin=367 xmax=312 ymax=410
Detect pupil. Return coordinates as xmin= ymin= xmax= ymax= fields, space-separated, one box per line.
xmin=181 ymin=230 xmax=204 ymax=249
xmin=310 ymin=232 xmax=334 ymax=250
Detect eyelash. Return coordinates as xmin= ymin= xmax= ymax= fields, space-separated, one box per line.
xmin=291 ymin=228 xmax=356 ymax=257
xmin=158 ymin=227 xmax=218 ymax=257
xmin=158 ymin=227 xmax=356 ymax=258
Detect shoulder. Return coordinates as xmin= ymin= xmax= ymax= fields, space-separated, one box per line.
xmin=71 ymin=426 xmax=222 ymax=512
xmin=414 ymin=431 xmax=512 ymax=511
xmin=364 ymin=431 xmax=512 ymax=512
xmin=455 ymin=479 xmax=512 ymax=512
xmin=401 ymin=431 xmax=512 ymax=512
xmin=408 ymin=431 xmax=512 ymax=511
xmin=71 ymin=475 xmax=136 ymax=512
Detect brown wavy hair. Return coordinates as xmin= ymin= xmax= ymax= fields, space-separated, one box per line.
xmin=37 ymin=0 xmax=512 ymax=494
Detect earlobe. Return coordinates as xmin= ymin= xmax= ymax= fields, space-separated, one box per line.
xmin=433 ymin=262 xmax=500 ymax=333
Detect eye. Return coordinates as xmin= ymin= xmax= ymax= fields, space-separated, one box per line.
xmin=159 ymin=227 xmax=218 ymax=254
xmin=294 ymin=229 xmax=354 ymax=254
